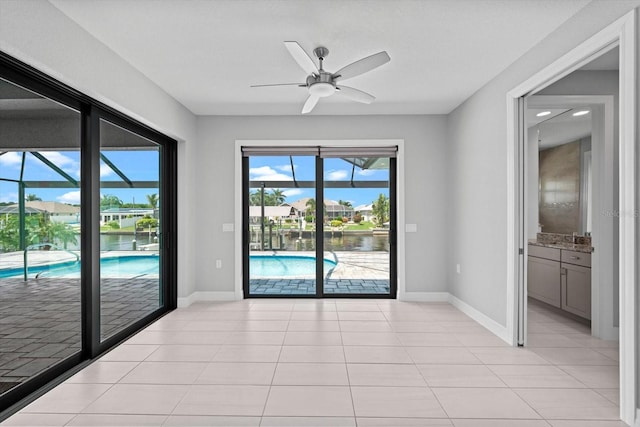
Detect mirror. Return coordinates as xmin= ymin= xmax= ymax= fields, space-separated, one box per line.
xmin=527 ymin=104 xmax=592 ymax=235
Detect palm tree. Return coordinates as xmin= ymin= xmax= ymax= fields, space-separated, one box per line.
xmin=271 ymin=189 xmax=286 ymax=205
xmin=338 ymin=200 xmax=353 ymax=208
xmin=100 ymin=194 xmax=123 ymax=209
xmin=371 ymin=193 xmax=389 ymax=228
xmin=305 ymin=198 xmax=316 ymax=222
xmin=25 ymin=194 xmax=42 ymax=201
xmin=146 ymin=193 xmax=159 ymax=209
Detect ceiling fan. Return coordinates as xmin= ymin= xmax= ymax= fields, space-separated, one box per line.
xmin=251 ymin=41 xmax=390 ymax=114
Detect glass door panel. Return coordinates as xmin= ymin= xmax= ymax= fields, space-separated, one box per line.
xmin=246 ymin=155 xmax=317 ymax=296
xmin=323 ymin=157 xmax=392 ymax=295
xmin=99 ymin=119 xmax=161 ymax=341
xmin=0 ymin=78 xmax=82 ymax=396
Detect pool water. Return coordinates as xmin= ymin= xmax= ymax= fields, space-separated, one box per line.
xmin=0 ymin=254 xmax=336 ymax=279
xmin=250 ymin=255 xmax=336 ymax=277
xmin=0 ymin=255 xmax=159 ymax=279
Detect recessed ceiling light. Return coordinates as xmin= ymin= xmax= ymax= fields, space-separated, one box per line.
xmin=573 ymin=110 xmax=590 ymax=116
xmin=536 ymin=111 xmax=551 ymax=117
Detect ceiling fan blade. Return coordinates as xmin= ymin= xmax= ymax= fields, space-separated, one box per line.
xmin=336 ymin=86 xmax=375 ymax=104
xmin=301 ymin=95 xmax=319 ymax=114
xmin=334 ymin=51 xmax=390 ymax=81
xmin=250 ymin=83 xmax=306 ymax=88
xmin=284 ymin=41 xmax=318 ymax=75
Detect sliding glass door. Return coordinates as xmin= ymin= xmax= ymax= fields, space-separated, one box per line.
xmin=245 ymin=153 xmax=317 ymax=296
xmin=0 ymin=52 xmax=177 ymax=411
xmin=243 ymin=147 xmax=396 ymax=298
xmin=323 ymin=155 xmax=395 ymax=295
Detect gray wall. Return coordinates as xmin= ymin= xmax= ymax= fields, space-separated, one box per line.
xmin=446 ymin=1 xmax=639 ymax=328
xmin=192 ymin=115 xmax=448 ymax=295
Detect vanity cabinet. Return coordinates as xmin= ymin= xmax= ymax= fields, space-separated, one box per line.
xmin=528 ymin=248 xmax=561 ymax=307
xmin=561 ymin=251 xmax=592 ymax=320
xmin=528 ymin=244 xmax=591 ymax=320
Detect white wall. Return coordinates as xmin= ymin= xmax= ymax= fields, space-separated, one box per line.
xmin=446 ymin=1 xmax=639 ymax=327
xmin=0 ymin=0 xmax=198 ymax=299
xmin=192 ymin=115 xmax=448 ymax=296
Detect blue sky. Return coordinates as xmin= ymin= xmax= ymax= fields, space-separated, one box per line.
xmin=0 ymin=152 xmax=389 ymax=208
xmin=249 ymin=156 xmax=389 ymax=208
xmin=0 ymin=150 xmax=159 ymax=205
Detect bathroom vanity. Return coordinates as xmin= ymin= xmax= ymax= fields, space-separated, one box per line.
xmin=528 ymin=234 xmax=593 ymax=320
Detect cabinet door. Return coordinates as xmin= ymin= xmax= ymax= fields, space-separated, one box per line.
xmin=561 ymin=264 xmax=591 ymax=319
xmin=527 ymin=257 xmax=561 ymax=308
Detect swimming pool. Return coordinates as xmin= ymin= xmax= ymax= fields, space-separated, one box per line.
xmin=0 ymin=254 xmax=336 ymax=279
xmin=0 ymin=255 xmax=159 ymax=279
xmin=250 ymin=255 xmax=336 ymax=277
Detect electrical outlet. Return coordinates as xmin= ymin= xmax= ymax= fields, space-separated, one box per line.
xmin=216 ymin=260 xmax=222 ymax=269
xmin=456 ymin=264 xmax=461 ymax=274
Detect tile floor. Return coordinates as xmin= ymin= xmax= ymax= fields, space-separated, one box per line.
xmin=1 ymin=298 xmax=623 ymax=426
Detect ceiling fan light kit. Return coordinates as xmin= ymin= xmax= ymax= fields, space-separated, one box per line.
xmin=251 ymin=41 xmax=390 ymax=114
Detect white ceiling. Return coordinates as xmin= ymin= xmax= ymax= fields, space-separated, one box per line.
xmin=49 ymin=0 xmax=591 ymax=116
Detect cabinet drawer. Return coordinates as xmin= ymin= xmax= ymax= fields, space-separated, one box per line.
xmin=528 ymin=244 xmax=561 ymax=261
xmin=561 ymin=250 xmax=591 ymax=267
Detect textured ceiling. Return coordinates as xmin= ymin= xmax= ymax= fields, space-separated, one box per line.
xmin=50 ymin=0 xmax=591 ymax=115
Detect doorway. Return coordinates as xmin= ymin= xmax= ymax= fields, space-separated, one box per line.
xmin=507 ymin=11 xmax=637 ymax=424
xmin=241 ymin=146 xmax=397 ymax=298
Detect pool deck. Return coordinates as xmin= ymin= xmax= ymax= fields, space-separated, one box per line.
xmin=0 ymin=250 xmax=160 ymax=395
xmin=249 ymin=250 xmax=390 ymax=295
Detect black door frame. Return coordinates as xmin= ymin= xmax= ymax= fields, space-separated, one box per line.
xmin=0 ymin=51 xmax=177 ymax=416
xmin=242 ymin=151 xmax=397 ymax=299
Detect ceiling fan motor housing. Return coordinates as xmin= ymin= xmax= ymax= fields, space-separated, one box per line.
xmin=307 ymin=71 xmax=336 ymax=97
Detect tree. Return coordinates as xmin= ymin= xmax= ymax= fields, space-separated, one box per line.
xmin=0 ymin=213 xmax=78 ymax=251
xmin=371 ymin=193 xmax=390 ymax=228
xmin=338 ymin=200 xmax=352 ymax=208
xmin=146 ymin=193 xmax=159 ymax=209
xmin=100 ymin=194 xmax=123 ymax=209
xmin=25 ymin=194 xmax=42 ymax=201
xmin=271 ymin=189 xmax=286 ymax=205
xmin=305 ymin=198 xmax=316 ymax=221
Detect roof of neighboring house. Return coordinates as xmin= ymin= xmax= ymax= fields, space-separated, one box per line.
xmin=0 ymin=205 xmax=43 ymax=214
xmin=289 ymin=198 xmax=354 ymax=213
xmin=18 ymin=201 xmax=80 ymax=214
xmin=249 ymin=206 xmax=296 ymax=218
xmin=101 ymin=208 xmax=154 ymax=214
xmin=354 ymin=204 xmax=373 ymax=212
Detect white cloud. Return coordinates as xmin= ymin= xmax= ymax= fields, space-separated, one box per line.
xmin=282 ymin=188 xmax=303 ymax=197
xmin=249 ymin=166 xmax=292 ymax=181
xmin=326 ymin=170 xmax=348 ymax=180
xmin=275 ymin=164 xmax=296 ymax=172
xmin=100 ymin=162 xmax=114 ymax=177
xmin=0 ymin=192 xmax=18 ymax=203
xmin=40 ymin=151 xmax=75 ymax=167
xmin=0 ymin=152 xmax=23 ymax=167
xmin=357 ymin=169 xmax=376 ymax=176
xmin=57 ymin=191 xmax=81 ymax=204
xmin=34 ymin=151 xmax=81 ymax=178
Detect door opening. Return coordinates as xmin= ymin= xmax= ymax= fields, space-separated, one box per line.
xmin=241 ymin=146 xmax=397 ymax=298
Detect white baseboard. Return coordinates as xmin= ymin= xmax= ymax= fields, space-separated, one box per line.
xmin=398 ymin=292 xmax=510 ymax=344
xmin=177 ymin=291 xmax=239 ymax=307
xmin=399 ymin=291 xmax=450 ymax=302
xmin=449 ymin=294 xmax=511 ymax=345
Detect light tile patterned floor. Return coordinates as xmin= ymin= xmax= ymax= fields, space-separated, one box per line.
xmin=1 ymin=298 xmax=623 ymax=426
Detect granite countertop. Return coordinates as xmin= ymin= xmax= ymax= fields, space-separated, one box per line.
xmin=528 ymin=239 xmax=594 ymax=253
